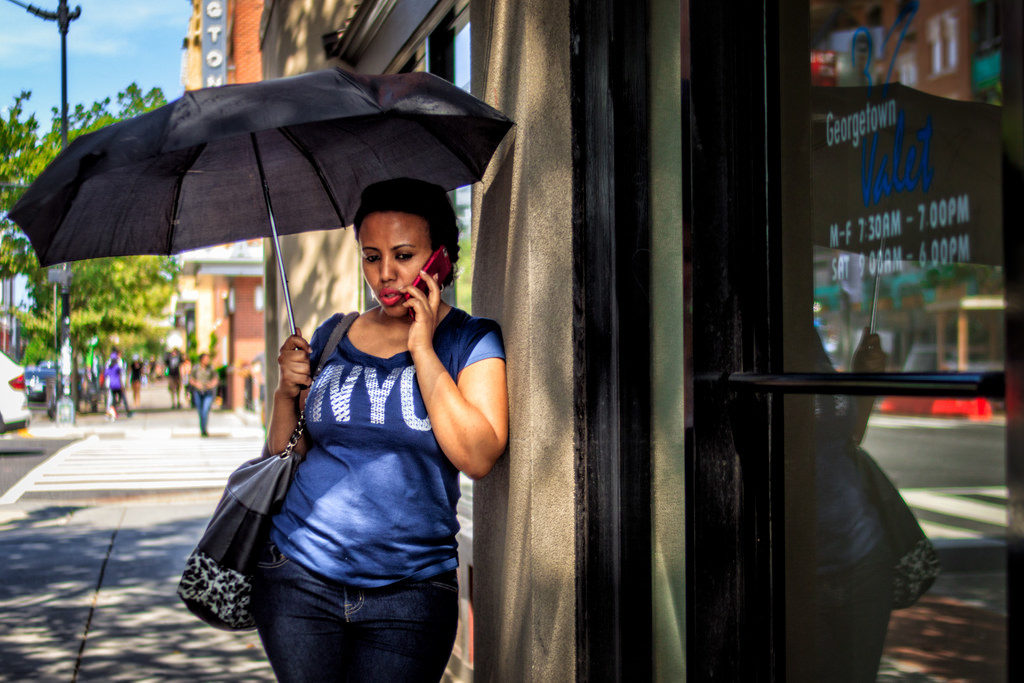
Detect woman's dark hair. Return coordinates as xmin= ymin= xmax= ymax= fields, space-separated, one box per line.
xmin=353 ymin=178 xmax=460 ymax=287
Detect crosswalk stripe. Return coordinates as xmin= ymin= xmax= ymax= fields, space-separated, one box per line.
xmin=896 ymin=487 xmax=1008 ymax=541
xmin=870 ymin=415 xmax=1006 ymax=429
xmin=903 ymin=490 xmax=1007 ymax=527
xmin=919 ymin=520 xmax=989 ymax=540
xmin=35 ymin=472 xmax=244 ymax=482
xmin=0 ymin=436 xmax=263 ymax=503
xmin=30 ymin=480 xmax=239 ymax=492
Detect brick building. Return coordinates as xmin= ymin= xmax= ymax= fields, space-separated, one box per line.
xmin=176 ymin=0 xmax=266 ymax=415
xmin=173 ymin=242 xmax=265 ymax=412
xmin=184 ymin=0 xmax=265 ymax=89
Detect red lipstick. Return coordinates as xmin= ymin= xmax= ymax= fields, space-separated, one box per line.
xmin=379 ymin=288 xmax=402 ymax=307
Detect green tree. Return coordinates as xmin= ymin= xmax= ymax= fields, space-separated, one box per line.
xmin=0 ymin=85 xmax=179 ymax=364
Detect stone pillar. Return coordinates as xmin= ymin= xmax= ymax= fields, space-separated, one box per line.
xmin=470 ymin=0 xmax=575 ymax=680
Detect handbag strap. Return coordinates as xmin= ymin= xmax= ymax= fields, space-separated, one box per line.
xmin=279 ymin=311 xmax=360 ymax=457
xmin=314 ymin=312 xmax=360 ymax=376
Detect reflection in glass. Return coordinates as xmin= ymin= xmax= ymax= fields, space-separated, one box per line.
xmin=810 ymin=331 xmax=896 ymax=681
xmin=800 ymin=1 xmax=1007 ymax=680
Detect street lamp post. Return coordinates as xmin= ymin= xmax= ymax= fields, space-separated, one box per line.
xmin=5 ymin=0 xmax=81 ymax=424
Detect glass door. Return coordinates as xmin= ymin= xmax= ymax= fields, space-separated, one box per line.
xmin=769 ymin=1 xmax=1012 ymax=679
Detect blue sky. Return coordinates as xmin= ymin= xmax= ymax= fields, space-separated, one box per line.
xmin=0 ymin=1 xmax=192 ymax=123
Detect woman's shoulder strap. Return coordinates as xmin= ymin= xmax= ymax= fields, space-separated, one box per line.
xmin=312 ymin=311 xmax=359 ymax=377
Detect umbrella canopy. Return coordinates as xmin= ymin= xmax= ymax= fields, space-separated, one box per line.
xmin=9 ymin=67 xmax=514 ymax=267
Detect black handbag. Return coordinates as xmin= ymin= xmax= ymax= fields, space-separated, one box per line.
xmin=177 ymin=312 xmax=358 ymax=630
xmin=852 ymin=445 xmax=941 ymax=609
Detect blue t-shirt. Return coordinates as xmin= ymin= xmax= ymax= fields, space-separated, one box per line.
xmin=271 ymin=308 xmax=505 ymax=587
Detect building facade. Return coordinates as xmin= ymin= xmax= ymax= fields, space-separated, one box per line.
xmin=178 ymin=0 xmax=266 ymax=411
xmin=173 ymin=241 xmax=265 ymax=411
xmin=185 ymin=0 xmax=266 ymax=90
xmin=259 ymin=0 xmax=1023 ymax=680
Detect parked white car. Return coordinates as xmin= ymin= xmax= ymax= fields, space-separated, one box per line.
xmin=0 ymin=350 xmax=31 ymax=433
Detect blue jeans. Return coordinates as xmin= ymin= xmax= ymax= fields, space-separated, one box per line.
xmin=251 ymin=542 xmax=459 ymax=682
xmin=193 ymin=389 xmax=214 ymax=435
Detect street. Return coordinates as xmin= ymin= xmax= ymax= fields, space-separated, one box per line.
xmin=866 ymin=414 xmax=1007 ymax=681
xmin=0 ymin=387 xmax=1010 ymax=681
xmin=0 ymin=379 xmax=273 ymax=681
xmin=867 ymin=414 xmax=1006 ymax=545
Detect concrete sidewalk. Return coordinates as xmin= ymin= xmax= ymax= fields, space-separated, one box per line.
xmin=26 ymin=377 xmax=265 ymax=441
xmin=0 ymin=501 xmax=273 ymax=681
xmin=0 ymin=378 xmax=275 ymax=680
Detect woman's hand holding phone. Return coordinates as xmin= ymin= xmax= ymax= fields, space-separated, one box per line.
xmin=403 ymin=268 xmax=443 ymax=353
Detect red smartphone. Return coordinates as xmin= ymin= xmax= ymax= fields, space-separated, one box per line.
xmin=406 ymin=246 xmax=452 ymax=299
xmin=404 ymin=246 xmax=452 ymax=318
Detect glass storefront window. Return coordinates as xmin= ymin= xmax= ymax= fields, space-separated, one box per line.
xmin=791 ymin=1 xmax=1006 ymax=679
xmin=453 ymin=19 xmax=473 ymax=313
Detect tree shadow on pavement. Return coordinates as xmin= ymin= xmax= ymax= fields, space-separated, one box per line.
xmin=0 ymin=506 xmax=273 ymax=682
xmin=881 ymin=585 xmax=1006 ymax=682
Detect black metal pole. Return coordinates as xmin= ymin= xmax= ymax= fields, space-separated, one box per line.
xmin=58 ymin=0 xmax=69 ymax=148
xmin=54 ymin=0 xmax=79 ymax=423
xmin=4 ymin=0 xmax=81 ymax=146
xmin=5 ymin=0 xmax=81 ymax=421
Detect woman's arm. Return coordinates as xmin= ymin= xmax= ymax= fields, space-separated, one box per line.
xmin=267 ymin=329 xmax=313 ymax=455
xmin=412 ymin=352 xmax=508 ymax=479
xmin=405 ymin=273 xmax=509 ymax=479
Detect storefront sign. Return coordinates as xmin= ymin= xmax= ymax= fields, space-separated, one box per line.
xmin=202 ymin=0 xmax=227 ymax=88
xmin=812 ymin=83 xmax=1001 ymax=286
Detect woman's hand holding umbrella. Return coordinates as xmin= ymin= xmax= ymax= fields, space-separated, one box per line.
xmin=276 ymin=330 xmax=312 ymax=399
xmin=851 ymin=326 xmax=888 ymax=444
xmin=268 ymin=330 xmax=312 ymax=454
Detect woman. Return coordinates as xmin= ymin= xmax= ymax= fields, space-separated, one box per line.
xmin=129 ymin=355 xmax=144 ymax=407
xmin=813 ymin=327 xmax=893 ymax=681
xmin=188 ymin=352 xmax=218 ymax=437
xmin=104 ymin=349 xmax=132 ymax=419
xmin=252 ymin=178 xmax=508 ymax=682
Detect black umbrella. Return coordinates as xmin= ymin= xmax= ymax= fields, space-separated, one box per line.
xmin=9 ymin=67 xmax=513 ymax=331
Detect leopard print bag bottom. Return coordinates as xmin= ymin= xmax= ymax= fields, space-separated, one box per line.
xmin=853 ymin=446 xmax=941 ymax=609
xmin=177 ymin=551 xmax=255 ymax=630
xmin=176 ymin=314 xmax=357 ymax=631
xmin=175 ymin=445 xmax=301 ymax=631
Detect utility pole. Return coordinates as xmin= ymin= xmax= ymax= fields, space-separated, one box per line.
xmin=6 ymin=0 xmax=82 ymax=424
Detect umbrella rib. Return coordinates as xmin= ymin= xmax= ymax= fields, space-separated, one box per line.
xmin=277 ymin=125 xmax=347 ymax=226
xmin=167 ymin=143 xmax=208 ymax=254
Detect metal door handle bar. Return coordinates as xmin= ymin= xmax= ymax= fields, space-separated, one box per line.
xmin=726 ymin=372 xmax=1005 ymax=398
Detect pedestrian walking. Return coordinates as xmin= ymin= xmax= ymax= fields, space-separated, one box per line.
xmin=252 ymin=179 xmax=509 ymax=681
xmin=188 ymin=352 xmax=218 ymax=437
xmin=130 ymin=354 xmax=144 ymax=407
xmin=104 ymin=349 xmax=132 ymax=419
xmin=165 ymin=348 xmax=183 ymax=409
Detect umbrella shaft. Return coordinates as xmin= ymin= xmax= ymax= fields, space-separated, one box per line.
xmin=269 ymin=204 xmax=297 ymax=336
xmin=251 ymin=133 xmax=297 ymax=336
xmin=869 ymin=236 xmax=885 ymax=333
